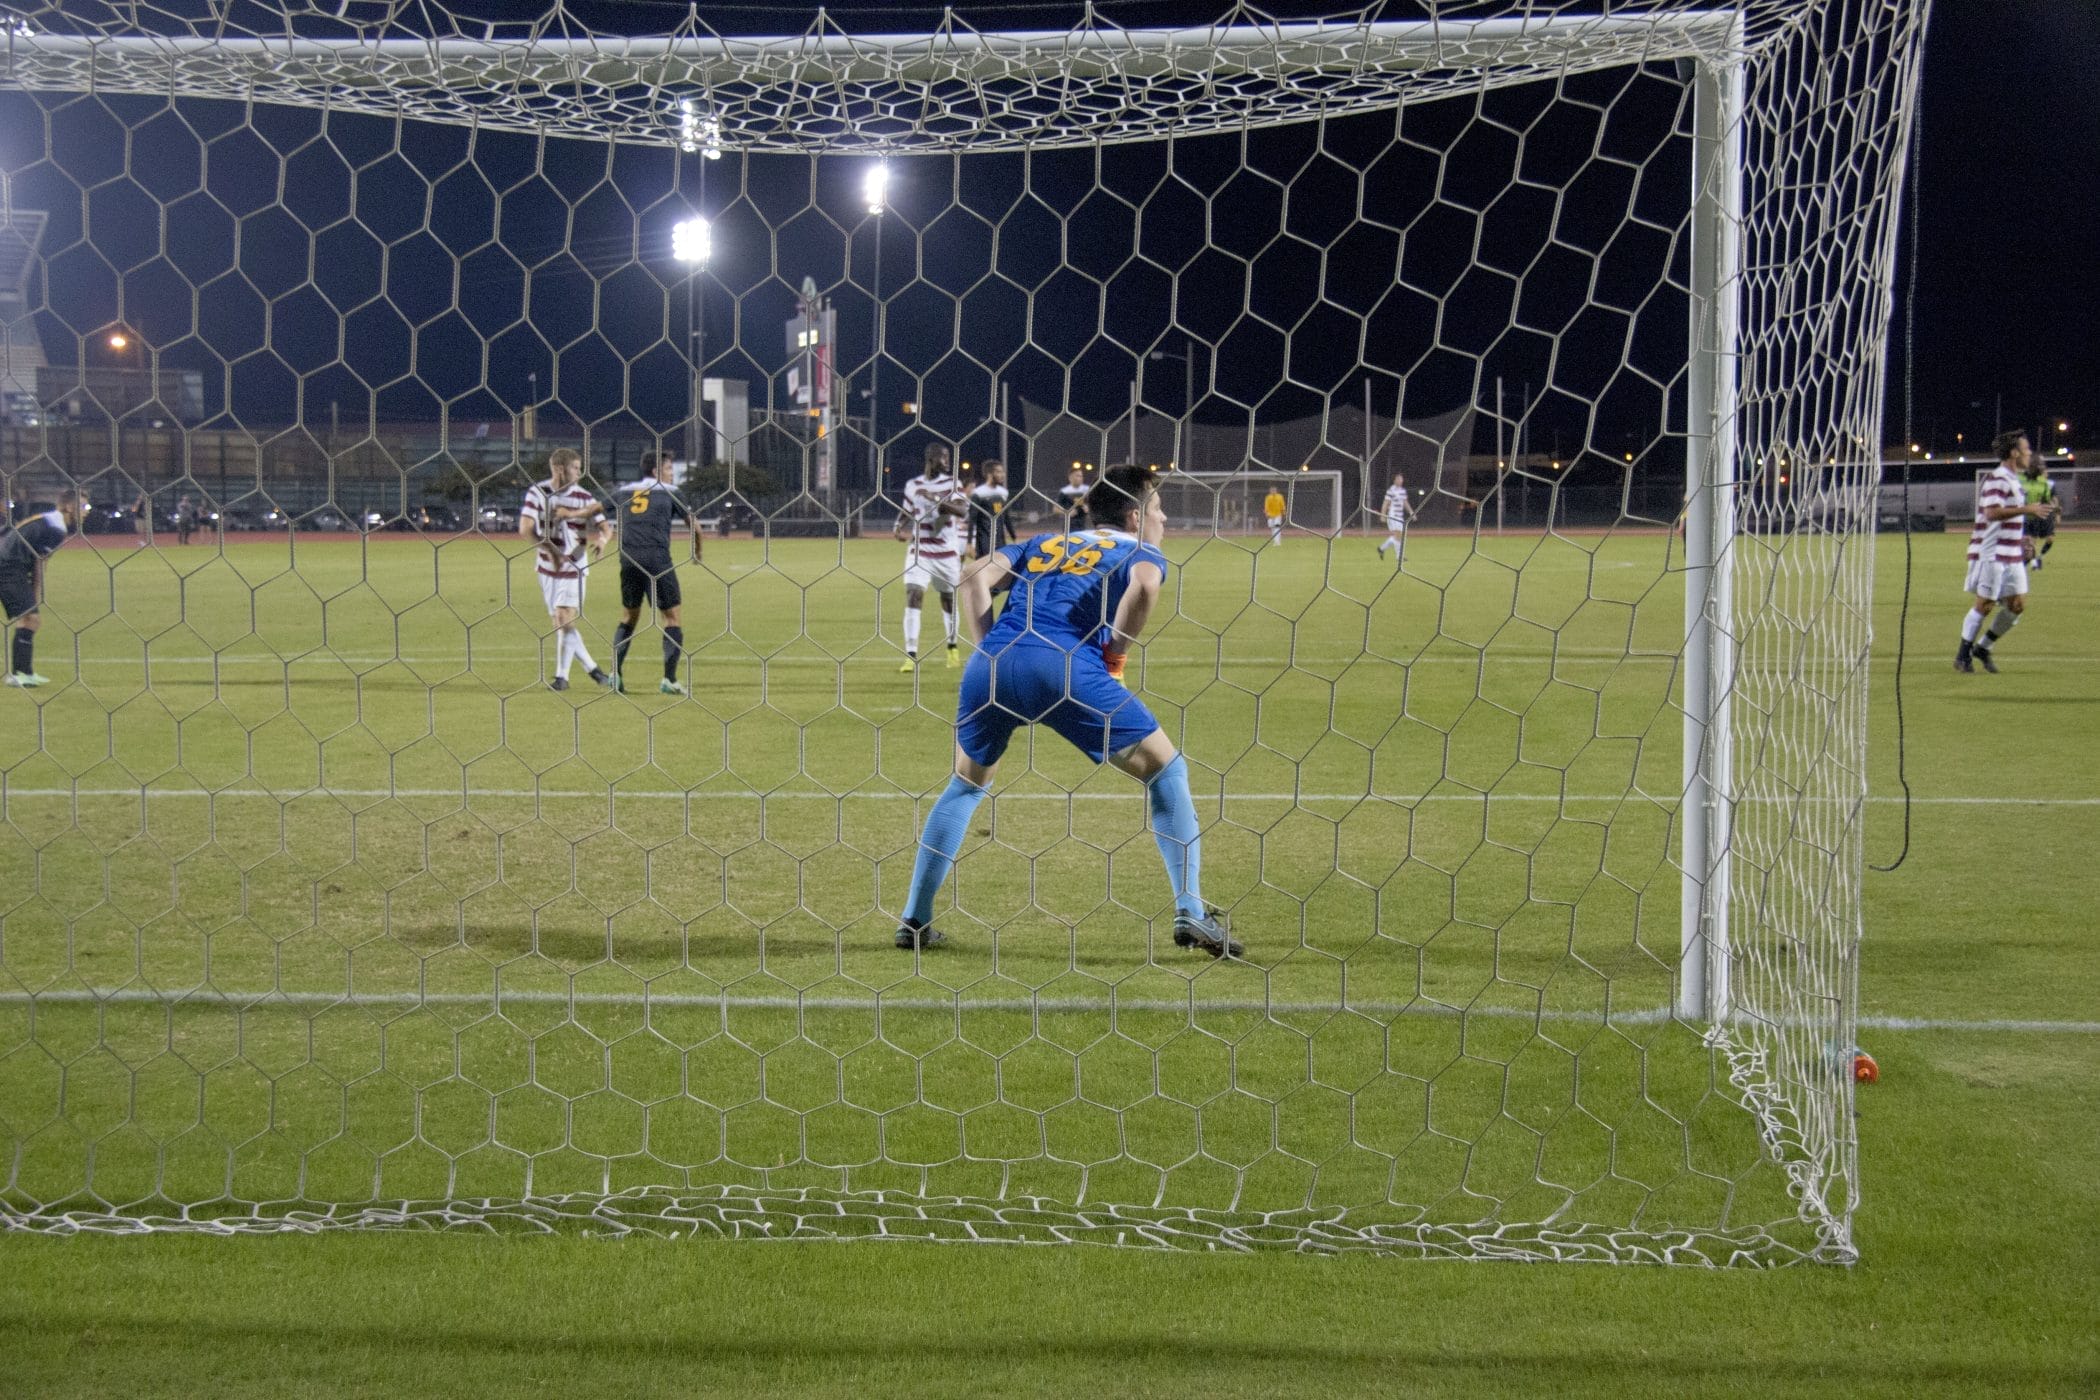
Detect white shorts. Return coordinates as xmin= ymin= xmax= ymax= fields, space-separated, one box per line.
xmin=904 ymin=554 xmax=961 ymax=594
xmin=1266 ymin=515 xmax=1284 ymax=528
xmin=1963 ymin=559 xmax=2028 ymax=601
xmin=539 ymin=571 xmax=584 ymax=614
xmin=1385 ymin=517 xmax=1407 ymax=533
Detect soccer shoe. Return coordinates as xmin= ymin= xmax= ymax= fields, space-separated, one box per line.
xmin=945 ymin=646 xmax=961 ymax=669
xmin=659 ymin=679 xmax=687 ymax=696
xmin=549 ymin=677 xmax=570 ymax=692
xmin=588 ymin=668 xmax=613 ymax=688
xmin=894 ymin=919 xmax=946 ymax=951
xmin=607 ymin=672 xmax=625 ymax=693
xmin=1973 ymin=647 xmax=1999 ymax=674
xmin=4 ymin=672 xmax=50 ymax=688
xmin=897 ymin=654 xmax=919 ymax=673
xmin=1172 ymin=908 xmax=1243 ymax=960
xmin=1952 ymin=641 xmax=1974 ymax=674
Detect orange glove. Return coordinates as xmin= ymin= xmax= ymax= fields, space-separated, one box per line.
xmin=1102 ymin=647 xmax=1127 ymax=683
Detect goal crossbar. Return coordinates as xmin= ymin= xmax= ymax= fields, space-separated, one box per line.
xmin=5 ymin=13 xmax=1746 ymax=150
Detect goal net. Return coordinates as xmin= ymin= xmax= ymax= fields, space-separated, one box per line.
xmin=0 ymin=1 xmax=1926 ymax=1264
xmin=1155 ymin=471 xmax=1344 ymax=537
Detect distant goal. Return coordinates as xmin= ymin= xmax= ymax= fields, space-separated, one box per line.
xmin=1971 ymin=462 xmax=2095 ymax=526
xmin=1153 ymin=470 xmax=1344 ymax=537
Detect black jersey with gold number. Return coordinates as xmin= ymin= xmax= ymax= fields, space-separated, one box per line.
xmin=617 ymin=480 xmax=693 ymax=563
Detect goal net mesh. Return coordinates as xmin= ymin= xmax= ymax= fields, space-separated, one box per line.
xmin=0 ymin=1 xmax=1924 ymax=1264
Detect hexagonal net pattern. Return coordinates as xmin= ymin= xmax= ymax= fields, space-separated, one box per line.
xmin=0 ymin=2 xmax=1924 ymax=1264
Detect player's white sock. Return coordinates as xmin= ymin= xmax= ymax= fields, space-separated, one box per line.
xmin=553 ymin=628 xmax=574 ymax=679
xmin=903 ymin=607 xmax=922 ymax=655
xmin=1959 ymin=610 xmax=1984 ymax=644
xmin=568 ymin=628 xmax=598 ymax=675
xmin=942 ymin=606 xmax=958 ymax=647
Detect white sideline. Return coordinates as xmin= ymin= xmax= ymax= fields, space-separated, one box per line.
xmin=4 ymin=787 xmax=2098 ymax=808
xmin=0 ymin=985 xmax=2092 ymax=1034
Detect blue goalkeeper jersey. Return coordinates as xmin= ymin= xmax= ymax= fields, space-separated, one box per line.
xmin=986 ymin=529 xmax=1169 ymax=653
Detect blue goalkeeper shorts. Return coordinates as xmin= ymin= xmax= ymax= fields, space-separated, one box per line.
xmin=956 ymin=642 xmax=1161 ymax=765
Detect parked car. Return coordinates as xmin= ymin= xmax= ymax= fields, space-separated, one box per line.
xmin=218 ymin=506 xmax=263 ymax=531
xmin=412 ymin=503 xmax=463 ymax=533
xmin=300 ymin=507 xmax=351 ymax=532
xmin=261 ymin=507 xmax=295 ymax=530
xmin=479 ymin=504 xmax=519 ymax=531
xmin=86 ymin=504 xmax=135 ymax=535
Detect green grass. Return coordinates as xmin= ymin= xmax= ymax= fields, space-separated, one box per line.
xmin=2 ymin=525 xmax=2097 ymax=1394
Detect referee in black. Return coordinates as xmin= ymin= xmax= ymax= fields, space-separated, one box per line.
xmin=610 ymin=451 xmax=700 ymax=695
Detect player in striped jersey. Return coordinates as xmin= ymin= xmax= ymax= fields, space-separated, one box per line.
xmin=893 ymin=443 xmax=969 ymax=671
xmin=1376 ymin=470 xmax=1411 ymax=568
xmin=519 ymin=447 xmax=614 ymax=692
xmin=2 ymin=489 xmax=85 ymax=689
xmin=1957 ymin=431 xmax=2057 ymax=674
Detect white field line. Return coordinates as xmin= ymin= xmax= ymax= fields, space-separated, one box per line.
xmin=1 ymin=985 xmax=2092 ymax=1035
xmin=60 ymin=650 xmax=1677 ymax=668
xmin=40 ymin=647 xmax=1994 ymax=670
xmin=3 ymin=787 xmax=2096 ymax=808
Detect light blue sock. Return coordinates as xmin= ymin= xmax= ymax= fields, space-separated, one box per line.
xmin=1145 ymin=755 xmax=1205 ymax=918
xmin=905 ymin=775 xmax=990 ymax=924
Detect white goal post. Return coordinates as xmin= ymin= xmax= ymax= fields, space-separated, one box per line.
xmin=0 ymin=2 xmax=1930 ymax=1265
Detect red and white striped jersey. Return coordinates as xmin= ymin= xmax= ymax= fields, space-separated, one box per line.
xmin=521 ymin=479 xmax=606 ymax=579
xmin=903 ymin=473 xmax=966 ymax=562
xmin=1967 ymin=464 xmax=2026 ymax=564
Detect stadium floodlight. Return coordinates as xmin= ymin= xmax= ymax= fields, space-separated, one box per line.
xmin=675 ymin=97 xmax=723 ymax=158
xmin=671 ymin=216 xmax=711 ymax=266
xmin=862 ymin=159 xmax=890 ymax=215
xmin=105 ymin=331 xmax=129 ymax=351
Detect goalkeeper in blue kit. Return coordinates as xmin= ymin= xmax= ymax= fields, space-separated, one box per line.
xmin=895 ymin=463 xmax=1239 ymax=958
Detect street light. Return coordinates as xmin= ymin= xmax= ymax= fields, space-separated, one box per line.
xmin=107 ymin=331 xmax=130 ymax=352
xmin=864 ymin=161 xmax=894 ymax=484
xmin=1148 ymin=344 xmax=1197 ymax=473
xmin=672 ymin=216 xmax=712 ymax=468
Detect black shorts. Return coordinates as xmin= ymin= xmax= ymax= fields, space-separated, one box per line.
xmin=2029 ymin=513 xmax=2057 ymax=540
xmin=620 ymin=556 xmax=682 ymax=611
xmin=0 ymin=564 xmax=35 ymax=622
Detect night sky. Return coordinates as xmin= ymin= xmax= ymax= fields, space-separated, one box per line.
xmin=1893 ymin=0 xmax=2099 ymax=451
xmin=4 ymin=0 xmax=2092 ymax=485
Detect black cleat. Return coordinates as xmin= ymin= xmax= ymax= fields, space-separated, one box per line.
xmin=1172 ymin=908 xmax=1243 ymax=960
xmin=894 ymin=919 xmax=946 ymax=951
xmin=1953 ymin=640 xmax=1974 ymax=674
xmin=549 ymin=676 xmax=570 ymax=692
xmin=589 ymin=667 xmax=613 ymax=688
xmin=1973 ymin=647 xmax=1998 ymax=674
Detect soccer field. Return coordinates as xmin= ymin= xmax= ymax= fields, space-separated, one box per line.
xmin=3 ymin=527 xmax=2097 ymax=1395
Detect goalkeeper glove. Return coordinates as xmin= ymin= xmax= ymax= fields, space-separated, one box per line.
xmin=1102 ymin=647 xmax=1128 ymax=684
